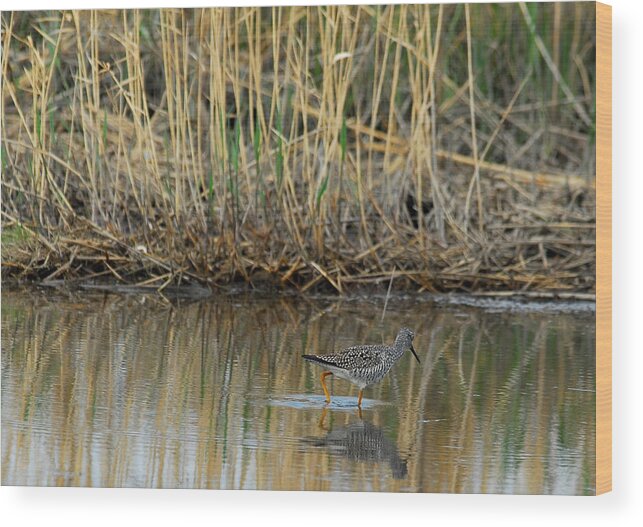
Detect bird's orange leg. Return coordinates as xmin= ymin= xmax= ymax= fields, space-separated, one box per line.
xmin=321 ymin=371 xmax=333 ymax=404
xmin=357 ymin=389 xmax=364 ymax=408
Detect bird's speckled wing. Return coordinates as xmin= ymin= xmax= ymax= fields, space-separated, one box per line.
xmin=324 ymin=344 xmax=386 ymax=371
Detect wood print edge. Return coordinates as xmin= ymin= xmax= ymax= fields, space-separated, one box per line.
xmin=595 ymin=0 xmax=612 ymax=496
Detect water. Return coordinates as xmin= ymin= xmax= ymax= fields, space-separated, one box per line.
xmin=1 ymin=288 xmax=596 ymax=494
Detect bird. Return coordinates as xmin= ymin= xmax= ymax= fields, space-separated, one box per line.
xmin=302 ymin=327 xmax=420 ymax=407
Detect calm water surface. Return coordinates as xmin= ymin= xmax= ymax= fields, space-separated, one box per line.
xmin=1 ymin=289 xmax=595 ymax=493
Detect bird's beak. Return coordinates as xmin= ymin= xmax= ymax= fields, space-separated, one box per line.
xmin=410 ymin=344 xmax=420 ymax=363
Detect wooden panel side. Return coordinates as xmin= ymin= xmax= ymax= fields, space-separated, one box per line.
xmin=595 ymin=1 xmax=612 ymax=496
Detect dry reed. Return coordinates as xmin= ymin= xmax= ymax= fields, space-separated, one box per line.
xmin=1 ymin=5 xmax=597 ymax=296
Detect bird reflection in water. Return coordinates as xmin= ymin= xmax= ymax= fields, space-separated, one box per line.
xmin=304 ymin=407 xmax=408 ymax=479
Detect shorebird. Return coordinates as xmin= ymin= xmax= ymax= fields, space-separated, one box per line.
xmin=302 ymin=327 xmax=420 ymax=407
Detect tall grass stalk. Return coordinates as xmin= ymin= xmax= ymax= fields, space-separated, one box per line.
xmin=2 ymin=5 xmax=598 ymax=293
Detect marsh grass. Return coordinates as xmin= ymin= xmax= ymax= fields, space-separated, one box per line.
xmin=1 ymin=4 xmax=597 ymax=294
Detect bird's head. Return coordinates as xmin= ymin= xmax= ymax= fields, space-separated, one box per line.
xmin=396 ymin=327 xmax=420 ymax=363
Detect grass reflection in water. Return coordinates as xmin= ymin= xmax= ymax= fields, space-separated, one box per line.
xmin=1 ymin=290 xmax=595 ymax=494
